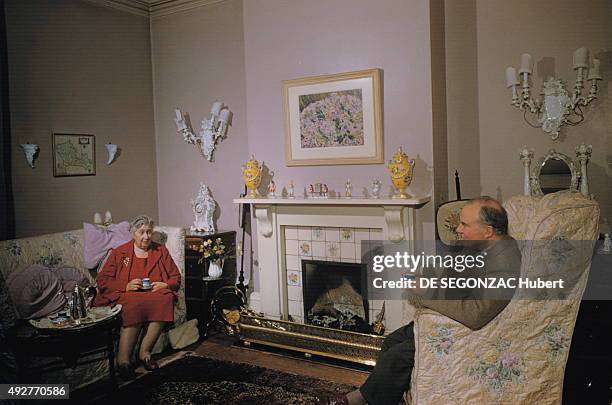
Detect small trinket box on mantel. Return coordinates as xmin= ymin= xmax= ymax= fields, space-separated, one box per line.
xmin=307 ymin=183 xmax=329 ymax=198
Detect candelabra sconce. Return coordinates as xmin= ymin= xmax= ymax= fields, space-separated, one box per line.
xmin=506 ymin=48 xmax=602 ymax=140
xmin=105 ymin=143 xmax=120 ymax=165
xmin=20 ymin=143 xmax=39 ymax=168
xmin=174 ymin=101 xmax=231 ymax=162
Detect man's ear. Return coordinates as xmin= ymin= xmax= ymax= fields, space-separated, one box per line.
xmin=484 ymin=225 xmax=495 ymax=239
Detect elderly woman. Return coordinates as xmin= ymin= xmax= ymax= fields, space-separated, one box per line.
xmin=94 ymin=215 xmax=180 ymax=379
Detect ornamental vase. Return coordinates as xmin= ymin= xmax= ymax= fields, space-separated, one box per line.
xmin=241 ymin=155 xmax=262 ymax=198
xmin=387 ymin=147 xmax=415 ymax=199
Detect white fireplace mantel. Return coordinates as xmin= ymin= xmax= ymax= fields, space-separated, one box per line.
xmin=236 ymin=196 xmax=430 ymax=242
xmin=233 ymin=195 xmax=430 ymax=332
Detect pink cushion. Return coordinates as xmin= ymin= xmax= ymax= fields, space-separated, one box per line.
xmin=83 ymin=221 xmax=131 ymax=269
xmin=6 ymin=264 xmax=67 ymax=319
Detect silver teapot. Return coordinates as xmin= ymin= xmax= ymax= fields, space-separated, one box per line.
xmin=70 ymin=285 xmax=88 ymax=322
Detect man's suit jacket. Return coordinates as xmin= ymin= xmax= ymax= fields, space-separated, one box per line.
xmin=409 ymin=236 xmax=522 ymax=330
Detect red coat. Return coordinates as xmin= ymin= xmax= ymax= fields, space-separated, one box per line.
xmin=94 ymin=240 xmax=181 ymax=326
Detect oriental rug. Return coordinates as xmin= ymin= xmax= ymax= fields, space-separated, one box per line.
xmin=94 ymin=354 xmax=357 ymax=405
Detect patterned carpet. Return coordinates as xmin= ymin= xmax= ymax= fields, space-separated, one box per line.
xmin=98 ymin=354 xmax=357 ymax=405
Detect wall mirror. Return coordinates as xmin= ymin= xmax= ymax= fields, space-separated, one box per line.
xmin=537 ymin=79 xmax=571 ymax=140
xmin=529 ymin=150 xmax=580 ymax=196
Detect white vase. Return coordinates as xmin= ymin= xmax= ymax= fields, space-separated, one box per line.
xmin=207 ymin=259 xmax=223 ymax=279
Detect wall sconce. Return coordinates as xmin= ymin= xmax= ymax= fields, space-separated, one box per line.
xmin=505 ymin=47 xmax=602 ymax=140
xmin=174 ymin=101 xmax=231 ymax=162
xmin=20 ymin=143 xmax=39 ymax=168
xmin=105 ymin=143 xmax=120 ymax=165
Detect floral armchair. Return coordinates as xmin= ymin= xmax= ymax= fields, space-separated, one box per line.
xmin=409 ymin=191 xmax=599 ymax=404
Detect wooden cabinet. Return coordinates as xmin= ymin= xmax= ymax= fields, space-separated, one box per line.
xmin=184 ymin=230 xmax=236 ymax=334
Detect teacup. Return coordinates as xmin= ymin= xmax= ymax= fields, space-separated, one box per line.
xmin=142 ymin=278 xmax=151 ymax=290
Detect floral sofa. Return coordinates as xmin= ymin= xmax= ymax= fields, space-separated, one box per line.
xmin=0 ymin=226 xmax=186 ymax=388
xmin=409 ymin=191 xmax=599 ymax=404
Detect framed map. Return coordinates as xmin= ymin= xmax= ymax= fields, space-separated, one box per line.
xmin=52 ymin=133 xmax=96 ymax=177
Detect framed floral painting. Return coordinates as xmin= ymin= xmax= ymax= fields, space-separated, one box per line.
xmin=283 ymin=69 xmax=383 ymax=166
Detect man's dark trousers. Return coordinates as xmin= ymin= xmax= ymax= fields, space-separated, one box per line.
xmin=360 ymin=322 xmax=415 ymax=405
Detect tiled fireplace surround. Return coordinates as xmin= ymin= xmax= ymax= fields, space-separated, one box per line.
xmin=235 ymin=197 xmax=430 ymax=333
xmin=284 ymin=225 xmax=383 ymax=324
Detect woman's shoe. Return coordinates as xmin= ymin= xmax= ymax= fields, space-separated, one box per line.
xmin=117 ymin=364 xmax=136 ymax=381
xmin=140 ymin=356 xmax=159 ymax=371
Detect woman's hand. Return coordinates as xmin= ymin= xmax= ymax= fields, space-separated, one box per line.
xmin=126 ymin=278 xmax=142 ymax=291
xmin=151 ymin=281 xmax=168 ymax=292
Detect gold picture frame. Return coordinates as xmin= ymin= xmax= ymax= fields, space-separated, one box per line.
xmin=283 ymin=68 xmax=383 ymax=166
xmin=52 ymin=133 xmax=96 ymax=177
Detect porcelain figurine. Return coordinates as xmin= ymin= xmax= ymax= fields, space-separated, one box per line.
xmin=371 ymin=179 xmax=382 ymax=199
xmin=267 ymin=180 xmax=277 ymax=198
xmin=288 ymin=180 xmax=295 ymax=199
xmin=387 ymin=147 xmax=415 ymax=199
xmin=190 ymin=183 xmax=217 ymax=233
xmin=241 ymin=155 xmax=263 ymax=197
xmin=345 ymin=179 xmax=352 ymax=198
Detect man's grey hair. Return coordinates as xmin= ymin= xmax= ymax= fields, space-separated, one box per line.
xmin=129 ymin=215 xmax=155 ymax=232
xmin=469 ymin=196 xmax=508 ymax=236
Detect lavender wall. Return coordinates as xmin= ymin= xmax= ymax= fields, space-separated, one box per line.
xmin=152 ymin=0 xmax=248 ymax=232
xmin=243 ymin=0 xmax=437 ymax=233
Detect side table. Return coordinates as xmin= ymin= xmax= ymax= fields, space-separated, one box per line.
xmin=7 ymin=309 xmax=122 ymax=387
xmin=185 ymin=230 xmax=236 ymax=336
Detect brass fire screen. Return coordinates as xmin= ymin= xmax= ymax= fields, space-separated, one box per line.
xmin=237 ymin=314 xmax=385 ymax=365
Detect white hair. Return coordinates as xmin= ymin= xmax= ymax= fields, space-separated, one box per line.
xmin=129 ymin=215 xmax=155 ymax=233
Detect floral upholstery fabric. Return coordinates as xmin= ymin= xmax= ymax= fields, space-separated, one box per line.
xmin=410 ymin=191 xmax=599 ymax=404
xmin=0 ymin=226 xmax=186 ymax=389
xmin=436 ymin=200 xmax=469 ymax=244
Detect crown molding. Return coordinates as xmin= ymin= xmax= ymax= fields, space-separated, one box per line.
xmin=150 ymin=0 xmax=226 ymax=19
xmin=82 ymin=0 xmax=150 ymax=17
xmin=82 ymin=0 xmax=226 ymax=19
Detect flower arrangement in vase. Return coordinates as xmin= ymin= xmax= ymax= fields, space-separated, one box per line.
xmin=197 ymin=237 xmax=233 ymax=279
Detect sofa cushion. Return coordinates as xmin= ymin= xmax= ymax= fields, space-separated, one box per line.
xmin=6 ymin=264 xmax=67 ymax=319
xmin=83 ymin=221 xmax=131 ymax=269
xmin=54 ymin=266 xmax=92 ymax=293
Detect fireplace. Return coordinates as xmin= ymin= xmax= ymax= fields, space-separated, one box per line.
xmin=232 ymin=196 xmax=430 ymax=364
xmin=302 ymin=260 xmax=370 ymax=333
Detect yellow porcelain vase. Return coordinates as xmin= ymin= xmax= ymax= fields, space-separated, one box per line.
xmin=387 ymin=147 xmax=415 ymax=199
xmin=242 ymin=155 xmax=263 ymax=197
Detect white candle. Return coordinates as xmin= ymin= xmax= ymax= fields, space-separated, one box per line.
xmin=218 ymin=109 xmax=230 ymax=123
xmin=174 ymin=118 xmax=186 ymax=131
xmin=519 ymin=53 xmax=533 ymax=74
xmin=587 ymin=58 xmax=602 ymax=80
xmin=505 ymin=67 xmax=519 ymax=88
xmin=211 ymin=101 xmax=223 ymax=116
xmin=175 ymin=108 xmax=182 ymax=120
xmin=573 ymin=47 xmax=589 ymax=69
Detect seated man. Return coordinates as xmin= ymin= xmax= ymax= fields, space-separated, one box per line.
xmin=320 ymin=196 xmax=522 ymax=405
